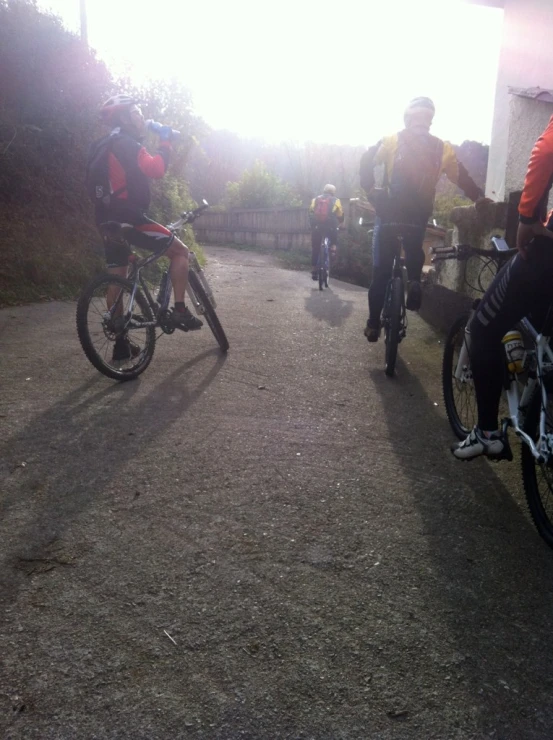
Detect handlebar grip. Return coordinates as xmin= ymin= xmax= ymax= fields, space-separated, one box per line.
xmin=431 ymin=254 xmax=458 ymax=263
xmin=431 ymin=246 xmax=456 ymax=255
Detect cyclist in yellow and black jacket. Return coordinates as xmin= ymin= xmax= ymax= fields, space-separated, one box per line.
xmin=308 ymin=184 xmax=344 ymax=280
xmin=359 ymin=97 xmax=487 ymax=342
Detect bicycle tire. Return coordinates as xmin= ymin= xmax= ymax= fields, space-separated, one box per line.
xmin=442 ymin=313 xmax=477 ymax=439
xmin=521 ymin=389 xmax=553 ymax=549
xmin=188 ymin=270 xmax=229 ymax=353
xmin=318 ymin=239 xmax=328 ymax=291
xmin=384 ymin=277 xmax=402 ymax=377
xmin=76 ymin=274 xmax=156 ymax=381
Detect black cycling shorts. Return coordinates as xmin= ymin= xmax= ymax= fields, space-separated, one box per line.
xmin=95 ymin=205 xmax=174 ymax=268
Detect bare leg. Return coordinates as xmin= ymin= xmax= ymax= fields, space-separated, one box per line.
xmin=107 ymin=265 xmax=128 ymax=312
xmin=166 ymin=238 xmax=189 ymax=303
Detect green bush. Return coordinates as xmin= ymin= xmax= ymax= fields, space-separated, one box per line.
xmin=332 ymin=225 xmax=373 ymax=288
xmin=223 ymin=161 xmax=301 ymax=209
xmin=0 ymin=2 xmax=203 ymax=306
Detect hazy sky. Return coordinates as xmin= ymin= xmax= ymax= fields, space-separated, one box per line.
xmin=37 ymin=0 xmax=503 ymax=146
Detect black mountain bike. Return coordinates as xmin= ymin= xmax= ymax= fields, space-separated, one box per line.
xmin=317 ymin=236 xmax=331 ymax=291
xmin=77 ymin=201 xmax=228 ymax=381
xmin=379 ymin=224 xmax=410 ymax=377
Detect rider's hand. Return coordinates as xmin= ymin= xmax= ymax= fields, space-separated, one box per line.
xmin=474 ymin=196 xmax=493 ymax=213
xmin=157 ymin=125 xmax=173 ymax=142
xmin=517 ymin=221 xmax=553 ymax=258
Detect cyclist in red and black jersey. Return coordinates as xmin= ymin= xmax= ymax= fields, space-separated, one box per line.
xmin=92 ymin=94 xmax=202 ymax=340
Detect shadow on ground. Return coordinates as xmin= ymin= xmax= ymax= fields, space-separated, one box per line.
xmin=0 ymin=348 xmax=226 ymax=608
xmin=369 ymin=357 xmax=553 ymax=738
xmin=304 ymin=285 xmax=355 ymax=328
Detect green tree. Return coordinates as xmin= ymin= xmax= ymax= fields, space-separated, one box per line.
xmin=433 ymin=181 xmax=472 ymax=230
xmin=223 ymin=161 xmax=301 ymax=209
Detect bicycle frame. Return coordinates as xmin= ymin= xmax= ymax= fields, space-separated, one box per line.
xmin=382 ymin=243 xmax=407 ymax=332
xmin=103 ymin=203 xmax=216 ymax=333
xmin=316 ymin=237 xmax=330 ymax=273
xmin=504 ymin=318 xmax=553 ymax=463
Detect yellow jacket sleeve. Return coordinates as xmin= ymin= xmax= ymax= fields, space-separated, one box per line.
xmin=376 ymin=135 xmax=398 ymax=181
xmin=333 ymin=198 xmax=344 ymax=220
xmin=441 ymin=141 xmax=485 ymax=201
xmin=441 ymin=141 xmax=460 ymax=183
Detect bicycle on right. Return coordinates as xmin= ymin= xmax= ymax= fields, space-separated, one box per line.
xmin=433 ymin=237 xmax=553 ymax=549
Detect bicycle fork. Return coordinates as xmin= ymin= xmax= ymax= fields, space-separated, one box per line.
xmin=186 ymin=252 xmax=217 ymax=314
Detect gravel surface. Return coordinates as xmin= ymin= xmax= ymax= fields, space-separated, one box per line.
xmin=2 ymin=246 xmax=553 ymax=739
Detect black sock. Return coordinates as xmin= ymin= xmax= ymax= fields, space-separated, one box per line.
xmin=175 ymin=301 xmax=185 ymax=311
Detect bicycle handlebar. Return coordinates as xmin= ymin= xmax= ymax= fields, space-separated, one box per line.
xmin=167 ymin=199 xmax=209 ymax=230
xmin=431 ymin=243 xmax=518 ymax=263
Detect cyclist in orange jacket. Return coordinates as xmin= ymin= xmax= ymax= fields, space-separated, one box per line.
xmin=452 ymin=118 xmax=553 ymax=460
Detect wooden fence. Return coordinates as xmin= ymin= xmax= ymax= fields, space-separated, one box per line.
xmin=193 ymin=201 xmax=446 ymax=264
xmin=193 ymin=207 xmax=313 ymax=250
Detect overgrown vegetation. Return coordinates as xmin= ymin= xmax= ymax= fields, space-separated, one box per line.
xmin=0 ymin=0 xmax=487 ymax=305
xmin=223 ymin=161 xmax=301 ymax=209
xmin=0 ymin=0 xmax=203 ymax=306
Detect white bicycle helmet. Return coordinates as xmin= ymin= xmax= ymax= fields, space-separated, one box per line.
xmin=100 ymin=94 xmax=138 ymax=125
xmin=323 ymin=184 xmax=336 ymax=195
xmin=404 ymin=97 xmax=435 ymax=126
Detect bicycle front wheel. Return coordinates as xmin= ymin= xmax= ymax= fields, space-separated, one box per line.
xmin=188 ymin=270 xmax=229 ymax=353
xmin=521 ymin=389 xmax=553 ymax=549
xmin=76 ymin=274 xmax=156 ymax=381
xmin=442 ymin=313 xmax=477 ymax=439
xmin=384 ymin=277 xmax=402 ymax=377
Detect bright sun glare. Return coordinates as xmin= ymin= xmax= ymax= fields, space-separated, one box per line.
xmin=38 ymin=0 xmax=503 ymax=146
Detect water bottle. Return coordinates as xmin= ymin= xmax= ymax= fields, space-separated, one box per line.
xmin=502 ymin=330 xmax=525 ymax=374
xmin=145 ymin=119 xmax=181 ymax=142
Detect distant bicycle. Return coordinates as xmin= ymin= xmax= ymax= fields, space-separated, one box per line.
xmin=316 ymin=236 xmax=331 ymax=291
xmin=77 ymin=201 xmax=228 ymax=381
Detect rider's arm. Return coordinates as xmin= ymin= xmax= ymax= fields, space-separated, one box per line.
xmin=333 ymin=198 xmax=345 ymax=223
xmin=359 ymin=140 xmax=383 ymax=195
xmin=137 ymin=141 xmax=171 ymax=179
xmin=518 ymin=116 xmax=553 ymax=225
xmin=441 ymin=142 xmax=485 ymax=202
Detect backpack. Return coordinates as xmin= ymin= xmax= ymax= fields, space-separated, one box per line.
xmin=388 ymin=130 xmax=444 ymax=216
xmin=312 ymin=194 xmax=336 ymax=225
xmin=85 ymin=134 xmax=125 ymax=206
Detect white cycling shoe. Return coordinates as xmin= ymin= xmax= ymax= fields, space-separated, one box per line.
xmin=452 ymin=426 xmax=512 ymax=461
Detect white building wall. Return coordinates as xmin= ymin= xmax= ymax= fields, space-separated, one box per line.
xmin=504 ymin=96 xmax=553 ymax=197
xmin=486 ymin=0 xmax=553 ymax=199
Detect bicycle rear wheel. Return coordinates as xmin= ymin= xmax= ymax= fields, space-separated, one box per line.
xmin=318 ymin=239 xmax=328 ymax=291
xmin=76 ymin=274 xmax=156 ymax=381
xmin=384 ymin=277 xmax=402 ymax=377
xmin=521 ymin=389 xmax=553 ymax=549
xmin=442 ymin=313 xmax=477 ymax=439
xmin=188 ymin=270 xmax=229 ymax=353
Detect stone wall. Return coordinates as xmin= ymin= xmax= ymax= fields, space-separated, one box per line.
xmin=420 ymin=200 xmax=510 ymax=333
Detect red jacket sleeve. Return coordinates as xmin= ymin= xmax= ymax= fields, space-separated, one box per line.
xmin=519 ymin=116 xmax=553 ymax=224
xmin=137 ymin=142 xmax=171 ymax=179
